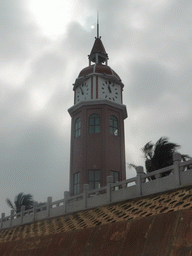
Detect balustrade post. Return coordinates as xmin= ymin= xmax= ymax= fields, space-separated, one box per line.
xmin=1 ymin=213 xmax=5 ymax=229
xmin=64 ymin=191 xmax=69 ymax=214
xmin=136 ymin=166 xmax=144 ymax=196
xmin=173 ymin=153 xmax=181 ymax=186
xmin=83 ymin=184 xmax=89 ymax=209
xmin=10 ymin=210 xmax=14 ymax=227
xmin=107 ymin=176 xmax=113 ymax=203
xmin=21 ymin=205 xmax=25 ymax=224
xmin=33 ymin=201 xmax=38 ymax=221
xmin=47 ymin=197 xmax=52 ymax=217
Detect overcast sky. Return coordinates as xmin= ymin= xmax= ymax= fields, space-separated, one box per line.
xmin=1 ymin=0 xmax=192 ymax=215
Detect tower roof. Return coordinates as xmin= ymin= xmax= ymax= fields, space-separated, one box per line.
xmin=74 ymin=18 xmax=123 ymax=88
xmin=88 ymin=37 xmax=108 ymax=64
xmin=90 ymin=37 xmax=107 ymax=56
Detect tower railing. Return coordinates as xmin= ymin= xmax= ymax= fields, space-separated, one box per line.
xmin=1 ymin=153 xmax=192 ymax=230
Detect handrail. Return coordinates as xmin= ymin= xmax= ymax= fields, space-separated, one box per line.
xmin=180 ymin=159 xmax=192 ymax=167
xmin=87 ymin=186 xmax=107 ymax=196
xmin=110 ymin=177 xmax=137 ymax=188
xmin=143 ymin=165 xmax=174 ymax=179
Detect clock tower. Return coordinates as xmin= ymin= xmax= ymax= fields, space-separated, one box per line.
xmin=68 ymin=32 xmax=127 ymax=196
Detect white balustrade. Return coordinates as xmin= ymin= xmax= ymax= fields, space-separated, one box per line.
xmin=1 ymin=153 xmax=192 ymax=230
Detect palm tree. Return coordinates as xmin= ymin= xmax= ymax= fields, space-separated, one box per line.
xmin=128 ymin=137 xmax=191 ymax=179
xmin=6 ymin=192 xmax=34 ymax=213
xmin=142 ymin=137 xmax=180 ymax=179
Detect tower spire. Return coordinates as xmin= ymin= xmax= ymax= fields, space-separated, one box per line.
xmin=97 ymin=11 xmax=99 ymax=38
xmin=88 ymin=12 xmax=108 ymax=65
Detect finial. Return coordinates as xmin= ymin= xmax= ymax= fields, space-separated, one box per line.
xmin=97 ymin=11 xmax=99 ymax=38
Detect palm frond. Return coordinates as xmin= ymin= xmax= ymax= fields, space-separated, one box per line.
xmin=22 ymin=194 xmax=33 ymax=210
xmin=14 ymin=192 xmax=24 ymax=212
xmin=141 ymin=141 xmax=154 ymax=160
xmin=152 ymin=137 xmax=180 ymax=170
xmin=6 ymin=198 xmax=16 ymax=212
xmin=142 ymin=136 xmax=191 ymax=177
xmin=127 ymin=163 xmax=137 ymax=170
xmin=6 ymin=192 xmax=34 ymax=213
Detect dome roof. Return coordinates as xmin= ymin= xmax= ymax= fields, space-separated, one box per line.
xmin=78 ymin=64 xmax=121 ymax=80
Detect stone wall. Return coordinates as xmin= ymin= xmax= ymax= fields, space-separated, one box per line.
xmin=0 ymin=203 xmax=192 ymax=255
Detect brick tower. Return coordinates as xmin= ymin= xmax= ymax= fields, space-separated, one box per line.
xmin=68 ymin=30 xmax=127 ymax=195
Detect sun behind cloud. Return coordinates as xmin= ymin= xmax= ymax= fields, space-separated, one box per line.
xmin=27 ymin=0 xmax=75 ymax=39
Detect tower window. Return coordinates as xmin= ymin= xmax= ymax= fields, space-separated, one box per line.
xmin=74 ymin=118 xmax=81 ymax=138
xmin=88 ymin=170 xmax=101 ymax=190
xmin=89 ymin=114 xmax=100 ymax=133
xmin=109 ymin=115 xmax=118 ymax=136
xmin=110 ymin=171 xmax=119 ymax=191
xmin=110 ymin=171 xmax=119 ymax=183
xmin=73 ymin=173 xmax=80 ymax=195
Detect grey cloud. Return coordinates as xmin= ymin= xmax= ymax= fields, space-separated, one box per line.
xmin=0 ymin=1 xmax=37 ymax=60
xmin=0 ymin=0 xmax=50 ymax=67
xmin=33 ymin=53 xmax=65 ymax=78
xmin=65 ymin=22 xmax=92 ymax=53
xmin=0 ymin=110 xmax=69 ymax=210
xmin=0 ymin=85 xmax=30 ymax=126
xmin=126 ymin=59 xmax=170 ymax=107
xmin=47 ymin=90 xmax=72 ymax=113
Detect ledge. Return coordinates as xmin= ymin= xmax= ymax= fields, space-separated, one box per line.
xmin=68 ymin=99 xmax=128 ymax=119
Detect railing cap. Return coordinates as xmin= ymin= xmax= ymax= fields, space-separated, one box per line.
xmin=33 ymin=201 xmax=38 ymax=207
xmin=64 ymin=191 xmax=70 ymax=197
xmin=21 ymin=205 xmax=25 ymax=211
xmin=173 ymin=152 xmax=181 ymax=162
xmin=107 ymin=176 xmax=113 ymax=183
xmin=47 ymin=196 xmax=52 ymax=203
xmin=136 ymin=166 xmax=144 ymax=174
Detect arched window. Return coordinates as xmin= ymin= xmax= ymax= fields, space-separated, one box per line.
xmin=74 ymin=118 xmax=81 ymax=138
xmin=89 ymin=114 xmax=100 ymax=133
xmin=109 ymin=115 xmax=118 ymax=136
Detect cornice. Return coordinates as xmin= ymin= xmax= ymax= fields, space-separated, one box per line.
xmin=68 ymin=100 xmax=128 ymax=119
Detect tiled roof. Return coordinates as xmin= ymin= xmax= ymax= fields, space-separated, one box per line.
xmin=90 ymin=38 xmax=107 ymax=55
xmin=78 ymin=64 xmax=121 ymax=80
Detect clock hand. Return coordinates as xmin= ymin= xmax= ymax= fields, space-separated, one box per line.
xmin=108 ymin=85 xmax=112 ymax=93
xmin=80 ymin=86 xmax=84 ymax=95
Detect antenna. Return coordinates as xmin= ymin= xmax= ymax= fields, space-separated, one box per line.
xmin=97 ymin=11 xmax=99 ymax=38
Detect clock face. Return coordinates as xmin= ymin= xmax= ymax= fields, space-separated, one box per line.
xmin=100 ymin=80 xmax=121 ymax=103
xmin=76 ymin=81 xmax=90 ymax=103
